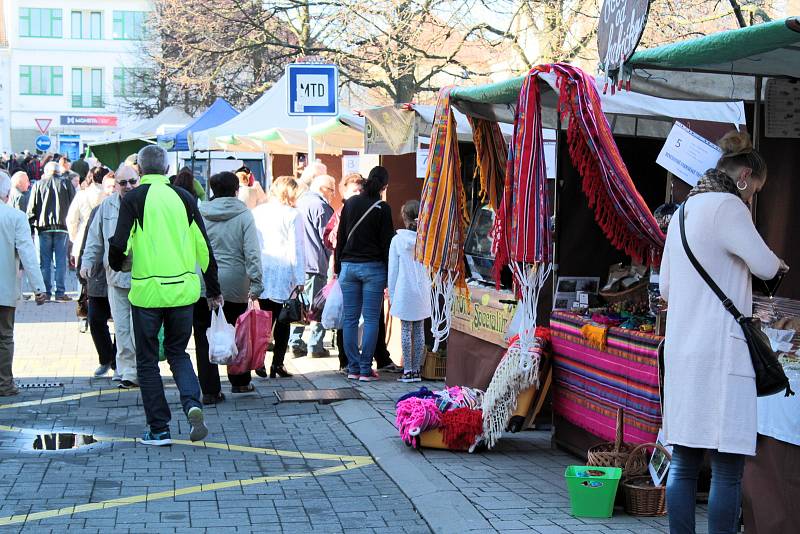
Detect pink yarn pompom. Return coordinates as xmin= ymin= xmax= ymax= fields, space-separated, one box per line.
xmin=395 ymin=397 xmax=442 ymax=447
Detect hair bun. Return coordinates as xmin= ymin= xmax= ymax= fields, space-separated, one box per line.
xmin=718 ymin=130 xmax=753 ymax=157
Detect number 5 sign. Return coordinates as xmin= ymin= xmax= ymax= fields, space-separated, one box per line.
xmin=286 ymin=63 xmax=339 ymax=116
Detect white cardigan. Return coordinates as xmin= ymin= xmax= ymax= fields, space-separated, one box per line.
xmin=660 ymin=193 xmax=780 ymax=455
xmin=388 ymin=229 xmax=431 ymax=322
xmin=252 ymin=201 xmax=305 ymax=303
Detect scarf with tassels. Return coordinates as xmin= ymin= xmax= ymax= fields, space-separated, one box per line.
xmin=687 ymin=169 xmax=741 ymax=199
xmin=415 ymin=87 xmax=470 ymax=352
xmin=469 ymin=117 xmax=506 ymax=210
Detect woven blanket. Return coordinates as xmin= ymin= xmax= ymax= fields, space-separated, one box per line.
xmin=469 ymin=117 xmax=506 ymax=211
xmin=551 ymin=311 xmax=662 ymax=444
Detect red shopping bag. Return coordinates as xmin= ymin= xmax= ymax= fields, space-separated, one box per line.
xmin=228 ymin=301 xmax=272 ymax=375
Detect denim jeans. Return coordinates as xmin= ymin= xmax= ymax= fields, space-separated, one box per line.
xmin=38 ymin=231 xmax=68 ymax=297
xmin=131 ymin=304 xmax=202 ymax=434
xmin=339 ymin=261 xmax=387 ymax=375
xmin=289 ymin=273 xmax=328 ymax=353
xmin=667 ymin=445 xmax=745 ymax=534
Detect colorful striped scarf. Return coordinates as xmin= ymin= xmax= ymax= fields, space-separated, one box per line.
xmin=469 ymin=117 xmax=506 ymax=211
xmin=415 ymin=87 xmax=470 ymax=351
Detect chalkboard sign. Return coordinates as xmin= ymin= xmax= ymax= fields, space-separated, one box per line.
xmin=598 ymin=0 xmax=650 ymax=73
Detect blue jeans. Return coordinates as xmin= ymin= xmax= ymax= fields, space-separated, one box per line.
xmin=339 ymin=262 xmax=387 ymax=375
xmin=289 ymin=273 xmax=328 ymax=353
xmin=131 ymin=304 xmax=202 ymax=433
xmin=667 ymin=445 xmax=745 ymax=534
xmin=38 ymin=231 xmax=68 ymax=297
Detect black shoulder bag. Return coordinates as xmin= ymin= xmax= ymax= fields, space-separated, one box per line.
xmin=678 ymin=202 xmax=793 ymax=397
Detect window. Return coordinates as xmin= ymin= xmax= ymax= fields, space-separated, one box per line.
xmin=112 ymin=11 xmax=147 ymax=40
xmin=113 ymin=68 xmax=149 ymax=97
xmin=71 ymin=11 xmax=102 ymax=40
xmin=19 ymin=8 xmax=63 ymax=38
xmin=20 ymin=66 xmax=63 ymax=96
xmin=72 ymin=68 xmax=103 ymax=108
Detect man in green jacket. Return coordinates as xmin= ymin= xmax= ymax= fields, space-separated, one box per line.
xmin=109 ymin=146 xmax=222 ymax=446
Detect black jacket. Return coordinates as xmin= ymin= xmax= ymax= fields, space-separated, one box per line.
xmin=334 ymin=193 xmax=395 ymax=275
xmin=27 ymin=175 xmax=76 ymax=232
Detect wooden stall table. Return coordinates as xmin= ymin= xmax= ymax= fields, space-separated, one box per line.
xmin=549 ymin=311 xmax=663 ymax=458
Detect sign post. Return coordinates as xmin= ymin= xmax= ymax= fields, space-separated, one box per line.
xmin=286 ymin=62 xmax=339 ymax=166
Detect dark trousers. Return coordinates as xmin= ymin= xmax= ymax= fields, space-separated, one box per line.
xmin=258 ymin=299 xmax=289 ymax=369
xmin=88 ymin=296 xmax=116 ymax=368
xmin=0 ymin=306 xmax=15 ymax=394
xmin=192 ymin=299 xmax=251 ymax=394
xmin=131 ymin=304 xmax=202 ymax=433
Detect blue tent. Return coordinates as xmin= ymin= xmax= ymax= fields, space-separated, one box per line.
xmin=157 ymin=98 xmax=238 ymax=152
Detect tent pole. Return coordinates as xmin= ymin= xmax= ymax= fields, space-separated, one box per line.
xmin=307 ymin=116 xmax=316 ymax=162
xmin=752 ymin=76 xmax=763 ymax=220
xmin=552 ymin=113 xmax=563 ymax=308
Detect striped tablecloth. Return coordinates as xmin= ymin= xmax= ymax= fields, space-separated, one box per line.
xmin=550 ymin=311 xmax=663 ymax=444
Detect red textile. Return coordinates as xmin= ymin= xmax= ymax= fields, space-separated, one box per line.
xmin=440 ymin=408 xmax=483 ymax=450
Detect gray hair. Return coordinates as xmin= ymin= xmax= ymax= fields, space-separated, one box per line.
xmin=137 ymin=145 xmax=169 ymax=175
xmin=43 ymin=161 xmax=60 ymax=178
xmin=299 ymin=161 xmax=328 ymax=186
xmin=311 ymin=174 xmax=335 ymax=194
xmin=0 ymin=171 xmax=10 ymax=200
xmin=115 ymin=164 xmax=140 ymax=182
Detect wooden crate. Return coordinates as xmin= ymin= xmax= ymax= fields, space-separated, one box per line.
xmin=421 ymin=350 xmax=446 ymax=380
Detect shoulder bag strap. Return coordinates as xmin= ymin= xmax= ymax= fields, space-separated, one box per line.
xmin=346 ymin=200 xmax=382 ymax=244
xmin=678 ymin=201 xmax=744 ymax=322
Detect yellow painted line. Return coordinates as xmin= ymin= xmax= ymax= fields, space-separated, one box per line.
xmin=0 ymin=387 xmax=139 ymax=410
xmin=0 ymin=462 xmax=368 ymax=526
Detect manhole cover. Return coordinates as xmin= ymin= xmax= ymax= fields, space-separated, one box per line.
xmin=16 ymin=382 xmax=64 ymax=389
xmin=32 ymin=433 xmax=97 ymax=450
xmin=275 ymin=389 xmax=361 ymax=403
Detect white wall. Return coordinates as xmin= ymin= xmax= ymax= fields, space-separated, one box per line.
xmin=5 ymin=0 xmax=153 ymax=151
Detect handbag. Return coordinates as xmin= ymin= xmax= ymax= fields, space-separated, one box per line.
xmin=278 ymin=286 xmax=309 ymax=324
xmin=678 ymin=202 xmax=794 ymax=397
xmin=76 ymin=284 xmax=88 ymax=318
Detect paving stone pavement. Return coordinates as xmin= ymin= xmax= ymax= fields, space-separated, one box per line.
xmin=4 ymin=296 xmax=709 ymax=533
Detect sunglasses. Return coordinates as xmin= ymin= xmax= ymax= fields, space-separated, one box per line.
xmin=117 ymin=179 xmax=138 ymax=186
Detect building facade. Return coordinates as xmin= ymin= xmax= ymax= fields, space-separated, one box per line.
xmin=0 ymin=0 xmax=152 ymax=155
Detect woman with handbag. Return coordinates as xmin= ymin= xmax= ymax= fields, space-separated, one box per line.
xmin=334 ymin=166 xmax=396 ymax=382
xmin=252 ymin=176 xmax=306 ymax=378
xmin=195 ymin=172 xmax=264 ymax=402
xmin=660 ymin=131 xmax=790 ymax=534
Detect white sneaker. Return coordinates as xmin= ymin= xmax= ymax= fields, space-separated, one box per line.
xmin=111 ymin=371 xmax=122 ymax=382
xmin=93 ymin=364 xmax=111 ymax=378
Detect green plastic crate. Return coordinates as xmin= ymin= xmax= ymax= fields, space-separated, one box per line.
xmin=564 ymin=465 xmax=622 ymax=518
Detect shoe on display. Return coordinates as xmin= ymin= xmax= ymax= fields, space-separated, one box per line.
xmin=118 ymin=380 xmax=139 ymax=389
xmin=359 ymin=370 xmax=380 ymax=382
xmin=188 ymin=407 xmax=208 ymax=442
xmin=141 ymin=430 xmax=172 ymax=446
xmin=94 ymin=364 xmax=111 ymax=378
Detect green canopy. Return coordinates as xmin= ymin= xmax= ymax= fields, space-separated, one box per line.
xmin=627 ymin=17 xmax=800 ymax=78
xmin=89 ymin=139 xmax=151 ymax=170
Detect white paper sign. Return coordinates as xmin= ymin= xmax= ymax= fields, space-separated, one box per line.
xmin=416 ymin=136 xmax=430 ymax=178
xmin=656 ymin=122 xmax=721 ymax=186
xmin=342 ymin=155 xmax=359 ymax=176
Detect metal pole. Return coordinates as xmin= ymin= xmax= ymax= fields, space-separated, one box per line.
xmin=552 ymin=113 xmax=563 ymax=307
xmin=307 ymin=116 xmax=315 ymax=162
xmin=752 ymin=76 xmax=763 ymax=221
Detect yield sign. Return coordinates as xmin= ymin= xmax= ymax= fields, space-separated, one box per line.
xmin=35 ymin=118 xmax=52 ymax=134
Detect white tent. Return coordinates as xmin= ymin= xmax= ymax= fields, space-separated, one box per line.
xmin=194 ymin=75 xmax=346 ymax=154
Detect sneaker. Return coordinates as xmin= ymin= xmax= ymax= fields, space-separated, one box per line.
xmin=359 ymin=370 xmax=380 ymax=382
xmin=346 ymin=373 xmax=360 ymax=380
xmin=141 ymin=430 xmax=171 ymax=446
xmin=188 ymin=406 xmax=208 ymax=442
xmin=310 ymin=348 xmax=331 ymax=359
xmin=111 ymin=371 xmax=122 ymax=382
xmin=411 ymin=372 xmax=422 ymax=383
xmin=118 ymin=380 xmax=139 ymax=389
xmin=398 ymin=372 xmax=415 ymax=383
xmin=377 ymin=363 xmax=403 ymax=374
xmin=54 ymin=294 xmax=72 ymax=302
xmin=94 ymin=364 xmax=112 ymax=378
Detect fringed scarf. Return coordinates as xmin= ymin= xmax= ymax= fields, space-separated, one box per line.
xmin=415 ymin=87 xmax=470 ymax=351
xmin=552 ymin=63 xmax=665 ymax=266
xmin=469 ymin=117 xmax=506 ymax=211
xmin=687 ymin=169 xmax=741 ymax=199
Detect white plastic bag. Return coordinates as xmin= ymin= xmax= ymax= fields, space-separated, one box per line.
xmin=321 ymin=279 xmax=344 ymax=329
xmin=206 ymin=308 xmax=238 ymax=365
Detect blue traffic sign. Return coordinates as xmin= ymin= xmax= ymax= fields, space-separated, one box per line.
xmin=286 ymin=63 xmax=339 ymax=116
xmin=35 ymin=135 xmax=52 ymax=151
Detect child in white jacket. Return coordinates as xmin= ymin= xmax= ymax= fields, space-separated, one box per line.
xmin=388 ymin=200 xmax=432 ymax=383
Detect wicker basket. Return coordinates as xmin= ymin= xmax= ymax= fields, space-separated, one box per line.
xmin=622 ymin=442 xmax=671 ymax=516
xmin=586 ymin=408 xmax=648 ymax=476
xmin=421 ymin=350 xmax=446 ymax=380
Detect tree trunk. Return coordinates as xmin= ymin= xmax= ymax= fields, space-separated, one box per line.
xmin=393 ymin=73 xmax=417 ymax=104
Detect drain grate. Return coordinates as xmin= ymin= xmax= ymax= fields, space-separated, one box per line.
xmin=275 ymin=388 xmax=361 ymax=404
xmin=15 ymin=382 xmax=64 ymax=389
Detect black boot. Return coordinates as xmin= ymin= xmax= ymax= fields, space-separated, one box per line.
xmin=270 ymin=365 xmax=293 ymax=378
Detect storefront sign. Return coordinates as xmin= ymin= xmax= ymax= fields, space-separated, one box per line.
xmin=656 ymin=122 xmax=721 ymax=186
xmin=60 ymin=115 xmax=118 ymax=127
xmin=342 ymin=155 xmax=360 ymax=175
xmin=451 ymin=286 xmax=516 ymax=348
xmin=597 ymin=0 xmax=650 ymax=73
xmin=765 ymin=78 xmax=800 ymax=138
xmin=286 ymin=63 xmax=339 ymax=116
xmin=363 ymin=106 xmax=416 ymax=155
